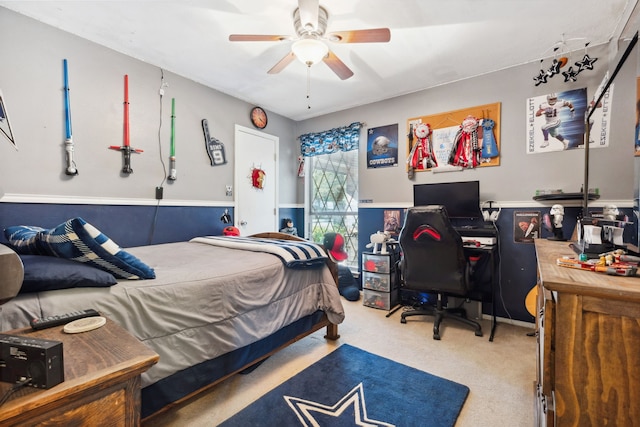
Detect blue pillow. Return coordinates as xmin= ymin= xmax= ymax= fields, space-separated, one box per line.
xmin=5 ymin=218 xmax=155 ymax=280
xmin=20 ymin=255 xmax=118 ymax=293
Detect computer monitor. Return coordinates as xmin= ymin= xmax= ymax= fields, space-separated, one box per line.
xmin=413 ymin=181 xmax=482 ymax=220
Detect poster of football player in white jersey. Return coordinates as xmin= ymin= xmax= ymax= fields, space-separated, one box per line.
xmin=526 ymin=88 xmax=587 ymax=154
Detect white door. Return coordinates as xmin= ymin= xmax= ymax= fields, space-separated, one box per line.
xmin=234 ymin=125 xmax=279 ymax=236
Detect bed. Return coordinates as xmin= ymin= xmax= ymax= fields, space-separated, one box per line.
xmin=0 ymin=229 xmax=344 ymax=420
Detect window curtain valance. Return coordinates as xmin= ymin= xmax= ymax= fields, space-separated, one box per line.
xmin=299 ymin=122 xmax=363 ymax=157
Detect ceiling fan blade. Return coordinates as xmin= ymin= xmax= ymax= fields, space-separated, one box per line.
xmin=323 ymin=51 xmax=354 ymax=80
xmin=327 ymin=28 xmax=391 ymax=43
xmin=229 ymin=34 xmax=291 ymax=42
xmin=298 ymin=0 xmax=319 ymax=31
xmin=268 ymin=52 xmax=296 ymax=74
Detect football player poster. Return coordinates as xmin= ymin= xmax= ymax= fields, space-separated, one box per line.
xmin=367 ymin=124 xmax=398 ymax=168
xmin=526 ymin=88 xmax=587 ymax=154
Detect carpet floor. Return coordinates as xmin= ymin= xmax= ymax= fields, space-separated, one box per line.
xmin=144 ymin=297 xmax=536 ymax=426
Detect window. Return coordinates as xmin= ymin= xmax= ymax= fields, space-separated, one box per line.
xmin=305 ymin=150 xmax=358 ymax=268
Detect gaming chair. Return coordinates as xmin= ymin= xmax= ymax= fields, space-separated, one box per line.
xmin=398 ymin=205 xmax=483 ymax=340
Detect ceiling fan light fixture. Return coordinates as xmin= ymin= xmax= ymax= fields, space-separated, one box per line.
xmin=292 ymin=38 xmax=328 ymax=66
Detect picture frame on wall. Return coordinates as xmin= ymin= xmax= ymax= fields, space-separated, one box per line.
xmin=514 ymin=211 xmax=541 ymax=244
xmin=366 ymin=124 xmax=398 ymax=169
xmin=526 ymin=88 xmax=588 ymax=154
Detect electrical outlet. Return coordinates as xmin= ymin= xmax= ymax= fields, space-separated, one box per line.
xmin=226 ymin=185 xmax=233 ymax=197
xmin=155 ymin=186 xmax=163 ymax=200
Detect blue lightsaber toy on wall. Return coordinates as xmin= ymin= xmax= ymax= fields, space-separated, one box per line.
xmin=63 ymin=59 xmax=78 ymax=175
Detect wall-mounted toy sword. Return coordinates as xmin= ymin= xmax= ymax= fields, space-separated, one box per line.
xmin=62 ymin=59 xmax=78 ymax=175
xmin=201 ymin=119 xmax=227 ymax=166
xmin=168 ymin=98 xmax=177 ymax=180
xmin=0 ymin=89 xmax=16 ymax=150
xmin=109 ymin=75 xmax=143 ymax=174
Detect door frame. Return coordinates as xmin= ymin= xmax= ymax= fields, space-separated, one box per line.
xmin=234 ymin=124 xmax=279 ymax=235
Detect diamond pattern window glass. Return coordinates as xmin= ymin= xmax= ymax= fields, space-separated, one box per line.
xmin=306 ymin=150 xmax=358 ymax=268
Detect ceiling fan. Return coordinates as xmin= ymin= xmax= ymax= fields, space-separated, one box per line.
xmin=229 ymin=0 xmax=391 ymax=80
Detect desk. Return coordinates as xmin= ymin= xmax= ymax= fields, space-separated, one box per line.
xmin=0 ymin=317 xmax=159 ymax=426
xmin=534 ymin=239 xmax=640 ymax=425
xmin=463 ymin=243 xmax=498 ymax=341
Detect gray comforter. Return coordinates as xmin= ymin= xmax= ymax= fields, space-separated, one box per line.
xmin=0 ymin=240 xmax=345 ymax=388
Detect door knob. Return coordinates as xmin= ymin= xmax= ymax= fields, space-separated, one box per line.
xmin=240 ymin=221 xmax=247 ymax=226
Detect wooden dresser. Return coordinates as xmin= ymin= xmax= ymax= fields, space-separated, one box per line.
xmin=0 ymin=317 xmax=158 ymax=426
xmin=534 ymin=239 xmax=640 ymax=426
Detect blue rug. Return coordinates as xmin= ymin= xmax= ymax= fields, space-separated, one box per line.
xmin=220 ymin=344 xmax=469 ymax=426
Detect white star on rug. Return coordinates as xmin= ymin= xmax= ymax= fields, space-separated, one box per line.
xmin=284 ymin=383 xmax=395 ymax=427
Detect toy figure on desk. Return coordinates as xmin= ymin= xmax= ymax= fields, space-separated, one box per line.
xmin=544 ymin=204 xmax=567 ymax=241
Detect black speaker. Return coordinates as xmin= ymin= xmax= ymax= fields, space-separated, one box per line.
xmin=0 ymin=334 xmax=64 ymax=389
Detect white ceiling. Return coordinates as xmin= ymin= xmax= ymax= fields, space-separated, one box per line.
xmin=2 ymin=0 xmax=638 ymax=121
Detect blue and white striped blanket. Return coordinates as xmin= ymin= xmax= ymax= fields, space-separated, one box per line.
xmin=190 ymin=236 xmax=328 ymax=268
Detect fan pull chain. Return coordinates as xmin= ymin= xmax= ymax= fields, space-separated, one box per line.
xmin=306 ymin=64 xmax=311 ymax=109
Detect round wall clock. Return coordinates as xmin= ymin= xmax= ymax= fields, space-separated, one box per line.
xmin=250 ymin=106 xmax=268 ymax=129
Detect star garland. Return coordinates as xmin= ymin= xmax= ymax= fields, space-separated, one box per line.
xmin=561 ymin=66 xmax=579 ymax=82
xmin=533 ymin=69 xmax=549 ymax=86
xmin=575 ymin=54 xmax=598 ymax=73
xmin=533 ymin=43 xmax=597 ymax=85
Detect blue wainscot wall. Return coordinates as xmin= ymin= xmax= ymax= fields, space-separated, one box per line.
xmin=0 ymin=203 xmax=234 ymax=248
xmin=2 ymin=201 xmax=635 ymax=324
xmin=358 ymin=206 xmax=637 ymax=324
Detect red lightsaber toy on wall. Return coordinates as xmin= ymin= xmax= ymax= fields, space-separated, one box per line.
xmin=109 ymin=74 xmax=143 ymax=174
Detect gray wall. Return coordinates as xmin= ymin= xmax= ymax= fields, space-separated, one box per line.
xmin=296 ymin=42 xmax=637 ymax=209
xmin=1 ymin=6 xmax=637 ymax=211
xmin=0 ymin=8 xmax=299 ymax=205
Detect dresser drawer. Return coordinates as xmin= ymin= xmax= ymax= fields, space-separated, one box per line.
xmin=362 ymin=253 xmax=391 ymax=273
xmin=363 ymin=289 xmax=398 ymax=310
xmin=362 ymin=271 xmax=392 ymax=292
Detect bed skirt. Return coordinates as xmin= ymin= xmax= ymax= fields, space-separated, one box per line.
xmin=141 ymin=310 xmax=326 ymax=418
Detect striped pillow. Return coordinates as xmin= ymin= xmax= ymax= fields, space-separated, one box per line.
xmin=5 ymin=218 xmax=155 ymax=280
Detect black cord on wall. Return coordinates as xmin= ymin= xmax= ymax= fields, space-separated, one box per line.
xmin=148 ymin=68 xmax=169 ymax=245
